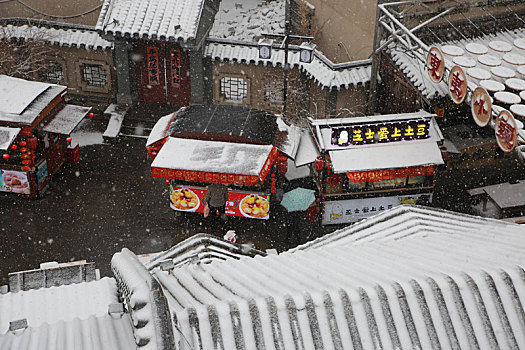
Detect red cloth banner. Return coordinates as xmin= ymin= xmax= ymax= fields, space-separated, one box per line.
xmin=346 ymin=166 xmax=435 ymax=183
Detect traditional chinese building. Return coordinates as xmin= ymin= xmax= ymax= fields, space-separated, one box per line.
xmin=95 ymin=0 xmax=219 ymax=108
xmin=368 ymin=0 xmax=525 ymax=180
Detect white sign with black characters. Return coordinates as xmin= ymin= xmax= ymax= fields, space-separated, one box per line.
xmin=322 ymin=193 xmax=432 ymax=225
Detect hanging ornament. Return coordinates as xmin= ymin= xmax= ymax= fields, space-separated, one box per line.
xmin=20 ymin=147 xmax=28 ymax=153
xmin=19 ymin=141 xmax=27 ymax=147
xmin=2 ymin=154 xmax=9 ymax=160
xmin=66 ymin=137 xmax=73 ymax=142
xmin=10 ymin=144 xmax=17 ymax=150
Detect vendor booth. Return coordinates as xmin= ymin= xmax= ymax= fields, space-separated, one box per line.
xmin=0 ymin=75 xmax=90 ymax=198
xmin=147 ymin=105 xmax=300 ymax=220
xmin=310 ymin=111 xmax=445 ymax=225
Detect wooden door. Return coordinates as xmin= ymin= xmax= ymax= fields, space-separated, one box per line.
xmin=135 ymin=43 xmax=191 ymax=106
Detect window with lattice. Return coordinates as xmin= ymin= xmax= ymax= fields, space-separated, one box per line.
xmin=81 ymin=64 xmax=107 ymax=88
xmin=41 ymin=61 xmax=64 ymax=84
xmin=264 ymin=79 xmax=284 ymax=105
xmin=220 ymin=77 xmax=248 ymax=102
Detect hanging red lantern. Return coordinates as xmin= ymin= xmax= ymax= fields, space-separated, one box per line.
xmin=26 ymin=136 xmax=37 ymax=149
xmin=314 ymin=156 xmax=325 ymax=172
xmin=10 ymin=144 xmax=17 ymax=150
xmin=66 ymin=137 xmax=73 ymax=143
xmin=22 ymin=166 xmax=29 ymax=171
xmin=88 ymin=112 xmax=94 ymax=118
xmin=20 ymin=147 xmax=28 ymax=153
xmin=2 ymin=154 xmax=9 ymax=160
xmin=19 ymin=141 xmax=27 ymax=147
xmin=21 ymin=154 xmax=28 ymax=159
xmin=327 ymin=174 xmax=341 ymax=186
xmin=22 ymin=160 xmax=31 ymax=165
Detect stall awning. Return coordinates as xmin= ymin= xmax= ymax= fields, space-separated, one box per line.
xmin=40 ymin=105 xmax=91 ymax=135
xmin=329 ymin=141 xmax=444 ymax=173
xmin=0 ymin=126 xmax=21 ymax=150
xmin=151 ymin=137 xmax=278 ymax=186
xmin=146 ymin=113 xmax=176 ymax=147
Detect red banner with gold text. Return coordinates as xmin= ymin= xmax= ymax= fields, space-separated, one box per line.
xmin=346 ymin=166 xmax=435 ymax=183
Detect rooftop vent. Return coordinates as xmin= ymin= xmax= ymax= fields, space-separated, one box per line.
xmin=108 ymin=303 xmax=125 ymax=318
xmin=9 ymin=319 xmax=28 ymax=333
xmin=160 ymin=259 xmax=175 ymax=272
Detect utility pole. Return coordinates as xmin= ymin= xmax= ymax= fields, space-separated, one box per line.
xmin=259 ymin=0 xmax=314 ymax=120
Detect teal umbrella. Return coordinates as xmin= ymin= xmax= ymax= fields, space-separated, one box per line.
xmin=280 ymin=188 xmax=316 ymax=212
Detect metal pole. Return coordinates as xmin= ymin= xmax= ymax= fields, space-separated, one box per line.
xmin=283 ymin=21 xmax=289 ymax=119
xmin=283 ymin=0 xmax=290 ymax=119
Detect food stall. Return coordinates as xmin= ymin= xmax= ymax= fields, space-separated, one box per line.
xmin=147 ymin=105 xmax=299 ymax=220
xmin=309 ymin=110 xmax=445 ymax=225
xmin=0 ymin=75 xmax=90 ymax=198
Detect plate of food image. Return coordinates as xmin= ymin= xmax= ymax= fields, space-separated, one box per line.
xmin=1 ymin=170 xmax=30 ymax=194
xmin=170 ymin=188 xmax=200 ymax=212
xmin=239 ymin=194 xmax=270 ymax=219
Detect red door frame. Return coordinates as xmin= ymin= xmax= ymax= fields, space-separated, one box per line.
xmin=135 ymin=42 xmax=191 ymax=106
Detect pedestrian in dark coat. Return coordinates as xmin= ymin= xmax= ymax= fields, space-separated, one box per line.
xmin=205 ymin=183 xmax=229 ymax=220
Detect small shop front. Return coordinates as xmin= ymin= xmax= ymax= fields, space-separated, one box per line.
xmin=0 ymin=76 xmax=90 ymax=198
xmin=151 ymin=137 xmax=278 ymax=220
xmin=309 ymin=111 xmax=445 ymax=225
xmin=146 ymin=105 xmax=301 ymax=220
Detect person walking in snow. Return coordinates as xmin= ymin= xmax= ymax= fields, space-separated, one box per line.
xmin=205 ymin=183 xmax=229 ymax=221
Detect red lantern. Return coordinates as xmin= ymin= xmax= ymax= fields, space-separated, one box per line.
xmin=19 ymin=141 xmax=27 ymax=147
xmin=20 ymin=147 xmax=28 ymax=153
xmin=22 ymin=166 xmax=29 ymax=171
xmin=26 ymin=136 xmax=37 ymax=149
xmin=10 ymin=144 xmax=17 ymax=150
xmin=314 ymin=156 xmax=325 ymax=172
xmin=22 ymin=160 xmax=31 ymax=165
xmin=88 ymin=112 xmax=94 ymax=118
xmin=327 ymin=174 xmax=341 ymax=186
xmin=66 ymin=137 xmax=73 ymax=143
xmin=2 ymin=154 xmax=9 ymax=160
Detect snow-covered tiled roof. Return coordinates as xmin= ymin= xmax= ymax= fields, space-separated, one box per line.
xmin=96 ymin=0 xmax=205 ymax=42
xmin=0 ymin=24 xmax=112 ymax=50
xmin=0 ymin=277 xmax=135 ymax=350
xmin=117 ymin=205 xmax=525 ymax=348
xmin=208 ymin=0 xmax=285 ymax=41
xmin=0 ymin=75 xmax=67 ymax=126
xmin=141 ymin=233 xmax=266 ymax=270
xmin=388 ymin=27 xmax=525 ymax=100
xmin=206 ymin=42 xmax=372 ymax=89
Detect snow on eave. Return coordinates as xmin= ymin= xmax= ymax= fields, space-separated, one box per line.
xmin=96 ymin=0 xmax=205 ymax=43
xmin=205 ymin=41 xmax=372 ymax=90
xmin=292 ymin=204 xmax=525 ymax=251
xmin=142 ymin=233 xmax=266 ymax=270
xmin=0 ymin=24 xmax=113 ymax=51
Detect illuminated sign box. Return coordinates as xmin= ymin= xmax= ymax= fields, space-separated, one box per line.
xmin=331 ymin=119 xmax=430 ymax=147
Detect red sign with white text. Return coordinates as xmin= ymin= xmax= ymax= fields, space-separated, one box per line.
xmin=170 ymin=186 xmax=270 ymax=219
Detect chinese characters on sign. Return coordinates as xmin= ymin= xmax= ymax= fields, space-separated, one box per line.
xmin=495 ymin=110 xmax=518 ymax=152
xmin=152 ymin=167 xmax=260 ymax=186
xmin=147 ymin=47 xmax=160 ymax=85
xmin=170 ymin=48 xmax=181 ymax=88
xmin=426 ymin=46 xmax=445 ymax=83
xmin=322 ymin=193 xmax=432 ymax=224
xmin=346 ymin=166 xmax=435 ymax=183
xmin=448 ymin=65 xmax=467 ymax=104
xmin=331 ymin=119 xmax=430 ymax=147
xmin=471 ymin=87 xmax=492 ymax=127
